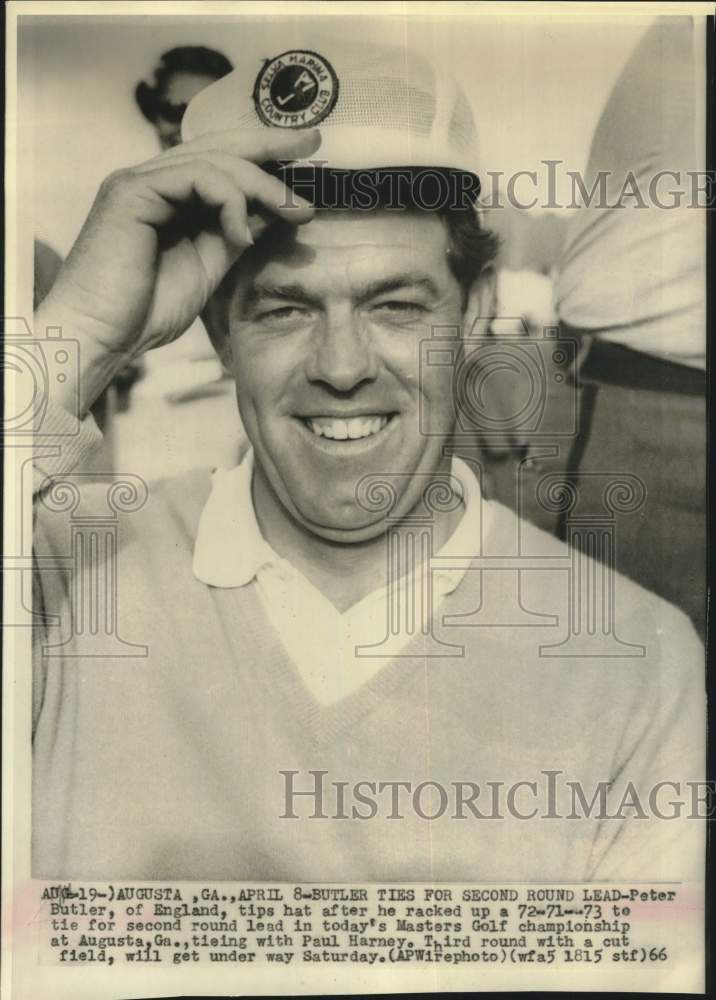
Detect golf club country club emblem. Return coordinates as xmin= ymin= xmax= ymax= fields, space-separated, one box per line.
xmin=253 ymin=49 xmax=339 ymax=128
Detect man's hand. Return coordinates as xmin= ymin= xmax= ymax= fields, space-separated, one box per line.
xmin=36 ymin=128 xmax=320 ymax=414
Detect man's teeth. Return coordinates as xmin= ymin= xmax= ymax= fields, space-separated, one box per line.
xmin=306 ymin=415 xmax=390 ymax=440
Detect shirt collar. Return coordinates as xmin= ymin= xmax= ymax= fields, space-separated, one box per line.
xmin=193 ymin=447 xmax=488 ymax=590
xmin=433 ymin=454 xmax=490 ymax=595
xmin=193 ymin=449 xmax=279 ymax=587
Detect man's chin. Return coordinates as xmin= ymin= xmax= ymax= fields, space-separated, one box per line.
xmin=306 ymin=521 xmax=389 ymax=545
xmin=290 ymin=501 xmax=390 ymax=545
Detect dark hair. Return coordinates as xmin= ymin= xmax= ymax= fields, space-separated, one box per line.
xmin=440 ymin=207 xmax=499 ymax=296
xmin=135 ymin=46 xmax=233 ymax=123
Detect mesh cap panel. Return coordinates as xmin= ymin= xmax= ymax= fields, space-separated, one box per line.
xmin=448 ymin=87 xmax=478 ymax=154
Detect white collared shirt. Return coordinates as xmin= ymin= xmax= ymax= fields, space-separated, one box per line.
xmin=193 ymin=450 xmax=489 ymax=705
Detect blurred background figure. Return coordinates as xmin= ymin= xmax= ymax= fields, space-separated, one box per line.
xmin=453 ymin=17 xmax=706 ymax=640
xmin=456 ymin=207 xmax=574 ymax=537
xmin=135 ymin=45 xmax=234 ymax=149
xmin=490 ymin=206 xmax=568 ymax=278
xmin=555 ymin=17 xmax=706 ymax=636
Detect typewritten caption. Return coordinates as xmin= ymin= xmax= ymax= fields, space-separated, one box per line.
xmin=37 ymin=883 xmax=692 ymax=970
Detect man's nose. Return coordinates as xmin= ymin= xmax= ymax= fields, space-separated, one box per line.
xmin=305 ymin=308 xmax=378 ymax=391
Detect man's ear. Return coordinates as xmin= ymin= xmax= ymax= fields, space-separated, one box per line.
xmin=462 ymin=264 xmax=497 ymax=339
xmin=200 ymin=295 xmax=233 ymax=372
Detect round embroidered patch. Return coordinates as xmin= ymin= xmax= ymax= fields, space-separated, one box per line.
xmin=253 ymin=50 xmax=339 ymax=128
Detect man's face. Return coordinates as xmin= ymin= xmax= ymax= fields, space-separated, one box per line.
xmin=225 ymin=209 xmax=478 ymax=544
xmin=155 ymin=71 xmax=218 ymax=149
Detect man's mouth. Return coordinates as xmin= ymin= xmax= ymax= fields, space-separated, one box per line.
xmin=302 ymin=414 xmax=394 ymax=441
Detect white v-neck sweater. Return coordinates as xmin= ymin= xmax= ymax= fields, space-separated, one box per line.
xmin=31 ymin=406 xmax=705 ymax=883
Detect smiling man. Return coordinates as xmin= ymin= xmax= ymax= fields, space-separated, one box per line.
xmin=31 ymin=39 xmax=704 ymax=882
xmin=224 ymin=213 xmax=464 ymax=543
xmin=201 ymin=209 xmax=493 ymax=593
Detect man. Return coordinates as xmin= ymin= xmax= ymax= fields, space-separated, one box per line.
xmin=31 ymin=39 xmax=704 ymax=882
xmin=555 ymin=18 xmax=706 ymax=636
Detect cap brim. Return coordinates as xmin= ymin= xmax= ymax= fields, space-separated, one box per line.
xmin=264 ymin=162 xmax=481 ymax=210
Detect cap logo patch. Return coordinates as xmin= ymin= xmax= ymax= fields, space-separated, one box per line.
xmin=253 ymin=49 xmax=339 ymax=128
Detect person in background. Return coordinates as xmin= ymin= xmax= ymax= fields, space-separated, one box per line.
xmin=135 ymin=45 xmax=234 ymax=150
xmin=454 ymin=207 xmax=572 ymax=538
xmin=555 ymin=17 xmax=706 ymax=637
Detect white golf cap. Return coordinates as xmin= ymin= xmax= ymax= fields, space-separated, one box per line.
xmin=182 ymin=35 xmax=481 ymax=192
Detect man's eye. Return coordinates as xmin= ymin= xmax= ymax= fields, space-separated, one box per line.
xmin=257 ymin=306 xmax=309 ymax=326
xmin=372 ymin=300 xmax=427 ymax=317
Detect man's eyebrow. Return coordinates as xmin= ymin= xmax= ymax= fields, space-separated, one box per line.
xmin=243 ymin=274 xmax=440 ymax=311
xmin=355 ymin=275 xmax=440 ymax=302
xmin=244 ymin=282 xmax=323 ymax=310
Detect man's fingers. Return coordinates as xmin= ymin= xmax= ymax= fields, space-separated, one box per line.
xmin=217 ymin=190 xmax=250 ymax=250
xmin=193 ymin=227 xmax=243 ymax=287
xmin=149 ymin=126 xmax=322 ymax=167
xmin=97 ymin=161 xmax=248 ymax=255
xmin=128 ymin=152 xmax=314 ymax=223
xmin=247 ymin=210 xmax=273 ymax=244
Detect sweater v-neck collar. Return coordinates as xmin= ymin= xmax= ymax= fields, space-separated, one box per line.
xmin=223 ymin=502 xmax=518 ymax=745
xmin=233 ymin=581 xmax=457 ymax=744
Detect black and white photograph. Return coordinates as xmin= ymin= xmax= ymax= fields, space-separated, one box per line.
xmin=2 ymin=2 xmax=711 ymax=996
